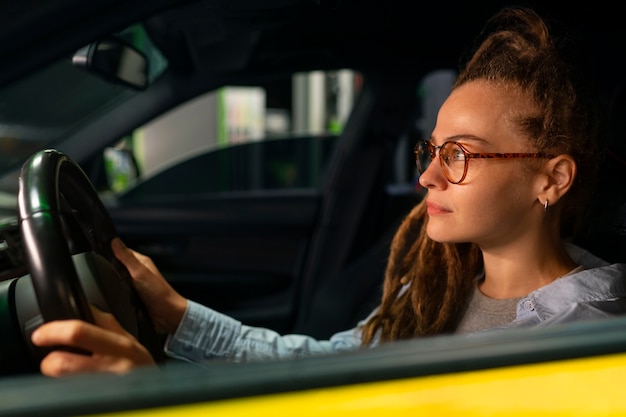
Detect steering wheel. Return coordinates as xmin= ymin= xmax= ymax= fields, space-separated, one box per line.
xmin=15 ymin=149 xmax=164 ymax=366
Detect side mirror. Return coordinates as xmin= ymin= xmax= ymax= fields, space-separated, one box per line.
xmin=72 ymin=37 xmax=149 ymax=90
xmin=103 ymin=146 xmax=139 ymax=193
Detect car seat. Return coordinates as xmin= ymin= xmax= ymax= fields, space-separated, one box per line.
xmin=291 ymin=72 xmax=422 ymax=338
xmin=573 ymin=82 xmax=626 ymax=264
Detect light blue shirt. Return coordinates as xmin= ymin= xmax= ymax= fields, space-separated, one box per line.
xmin=164 ymin=243 xmax=626 ymax=364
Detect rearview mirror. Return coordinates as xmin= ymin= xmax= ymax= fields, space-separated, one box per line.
xmin=72 ymin=37 xmax=149 ymax=90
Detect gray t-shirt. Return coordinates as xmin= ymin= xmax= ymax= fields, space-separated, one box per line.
xmin=455 ymin=287 xmax=521 ymax=333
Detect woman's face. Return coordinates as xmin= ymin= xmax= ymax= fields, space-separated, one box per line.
xmin=419 ymin=80 xmax=545 ymax=249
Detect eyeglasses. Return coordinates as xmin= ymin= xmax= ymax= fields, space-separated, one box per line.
xmin=414 ymin=140 xmax=554 ymax=184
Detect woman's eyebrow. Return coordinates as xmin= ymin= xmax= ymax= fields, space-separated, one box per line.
xmin=430 ymin=134 xmax=488 ymax=145
xmin=447 ymin=134 xmax=487 ymax=143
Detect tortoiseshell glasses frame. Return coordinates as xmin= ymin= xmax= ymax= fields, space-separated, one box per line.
xmin=414 ymin=140 xmax=554 ymax=184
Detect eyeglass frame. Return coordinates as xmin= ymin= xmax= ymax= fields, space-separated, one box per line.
xmin=414 ymin=140 xmax=555 ymax=184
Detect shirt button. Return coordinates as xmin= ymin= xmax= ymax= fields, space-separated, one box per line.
xmin=523 ymin=300 xmax=534 ymax=311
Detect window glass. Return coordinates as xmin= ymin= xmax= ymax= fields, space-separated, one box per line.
xmin=383 ymin=69 xmax=457 ymax=196
xmin=104 ymin=70 xmax=361 ymax=197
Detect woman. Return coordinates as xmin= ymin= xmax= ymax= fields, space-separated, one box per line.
xmin=31 ymin=6 xmax=626 ymax=375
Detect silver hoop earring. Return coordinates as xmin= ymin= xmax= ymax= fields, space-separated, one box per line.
xmin=544 ymin=199 xmax=549 ymax=212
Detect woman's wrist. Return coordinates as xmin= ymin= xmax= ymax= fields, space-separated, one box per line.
xmin=157 ymin=296 xmax=188 ymax=334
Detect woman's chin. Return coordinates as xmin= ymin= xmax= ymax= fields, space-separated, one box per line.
xmin=426 ymin=225 xmax=463 ymax=244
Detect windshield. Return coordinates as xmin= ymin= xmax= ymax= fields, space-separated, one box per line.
xmin=0 ymin=61 xmax=136 ymax=174
xmin=0 ymin=24 xmax=167 ymax=191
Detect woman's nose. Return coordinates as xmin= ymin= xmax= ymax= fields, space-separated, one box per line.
xmin=418 ymin=157 xmax=448 ymax=189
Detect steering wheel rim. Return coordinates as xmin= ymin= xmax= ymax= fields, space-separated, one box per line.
xmin=18 ymin=149 xmax=164 ymax=362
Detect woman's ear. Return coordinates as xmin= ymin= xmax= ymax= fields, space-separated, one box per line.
xmin=537 ymin=154 xmax=577 ymax=207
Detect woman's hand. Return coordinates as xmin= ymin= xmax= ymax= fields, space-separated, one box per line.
xmin=31 ymin=306 xmax=155 ymax=377
xmin=111 ymin=238 xmax=188 ymax=334
xmin=31 ymin=239 xmax=187 ymax=377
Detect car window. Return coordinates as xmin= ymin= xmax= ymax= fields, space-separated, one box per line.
xmin=102 ymin=70 xmax=360 ymax=198
xmin=102 ymin=68 xmax=459 ymax=200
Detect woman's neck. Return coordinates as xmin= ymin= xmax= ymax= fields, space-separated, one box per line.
xmin=478 ymin=238 xmax=578 ymax=299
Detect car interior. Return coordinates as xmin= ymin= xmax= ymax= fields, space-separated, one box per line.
xmin=0 ymin=0 xmax=625 ymax=415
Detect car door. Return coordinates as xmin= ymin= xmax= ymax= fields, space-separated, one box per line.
xmin=106 ymin=135 xmax=337 ymax=333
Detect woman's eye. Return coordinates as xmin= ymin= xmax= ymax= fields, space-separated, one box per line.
xmin=452 ymin=149 xmax=466 ymax=161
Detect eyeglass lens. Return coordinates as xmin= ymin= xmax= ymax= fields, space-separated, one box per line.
xmin=416 ymin=141 xmax=433 ymax=172
xmin=416 ymin=141 xmax=466 ymax=183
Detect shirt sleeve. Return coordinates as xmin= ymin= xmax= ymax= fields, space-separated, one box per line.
xmin=164 ymin=300 xmax=366 ymax=364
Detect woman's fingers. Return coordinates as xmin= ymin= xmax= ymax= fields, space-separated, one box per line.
xmin=111 ymin=237 xmax=165 ymax=300
xmin=38 ymin=348 xmax=139 ymax=377
xmin=112 ymin=238 xmax=161 ymax=282
xmin=111 ymin=237 xmax=148 ymax=279
xmin=32 ymin=307 xmax=127 ymax=351
xmin=31 ymin=307 xmax=155 ymax=377
xmin=111 ymin=238 xmax=188 ymax=334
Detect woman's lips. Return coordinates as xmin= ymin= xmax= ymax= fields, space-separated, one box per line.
xmin=426 ymin=200 xmax=451 ymax=215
